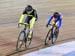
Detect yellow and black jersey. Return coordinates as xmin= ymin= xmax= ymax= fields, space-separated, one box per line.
xmin=23 ymin=9 xmax=38 ymax=20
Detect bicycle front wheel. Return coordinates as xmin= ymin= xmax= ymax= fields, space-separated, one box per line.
xmin=45 ymin=29 xmax=51 ymax=45
xmin=16 ymin=31 xmax=25 ymax=51
xmin=25 ymin=32 xmax=33 ymax=48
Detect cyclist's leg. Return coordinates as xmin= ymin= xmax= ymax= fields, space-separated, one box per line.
xmin=56 ymin=30 xmax=59 ymax=37
xmin=54 ymin=28 xmax=59 ymax=38
xmin=28 ymin=17 xmax=36 ymax=38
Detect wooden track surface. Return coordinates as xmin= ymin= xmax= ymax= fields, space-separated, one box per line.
xmin=0 ymin=0 xmax=75 ymax=56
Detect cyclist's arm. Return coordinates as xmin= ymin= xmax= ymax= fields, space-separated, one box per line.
xmin=33 ymin=9 xmax=38 ymax=21
xmin=57 ymin=18 xmax=62 ymax=29
xmin=47 ymin=16 xmax=53 ymax=25
xmin=19 ymin=10 xmax=27 ymax=23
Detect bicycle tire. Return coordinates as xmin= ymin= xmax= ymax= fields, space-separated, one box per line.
xmin=25 ymin=32 xmax=33 ymax=48
xmin=51 ymin=33 xmax=57 ymax=44
xmin=51 ymin=28 xmax=58 ymax=44
xmin=16 ymin=31 xmax=25 ymax=51
xmin=45 ymin=29 xmax=51 ymax=45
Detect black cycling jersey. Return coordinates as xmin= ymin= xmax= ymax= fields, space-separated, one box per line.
xmin=23 ymin=9 xmax=38 ymax=21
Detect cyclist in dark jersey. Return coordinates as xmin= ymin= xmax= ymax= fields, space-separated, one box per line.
xmin=19 ymin=5 xmax=38 ymax=39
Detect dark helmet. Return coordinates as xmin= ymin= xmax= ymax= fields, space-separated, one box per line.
xmin=53 ymin=12 xmax=59 ymax=18
xmin=25 ymin=5 xmax=33 ymax=13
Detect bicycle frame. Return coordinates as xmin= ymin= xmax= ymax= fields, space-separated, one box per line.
xmin=45 ymin=24 xmax=58 ymax=45
xmin=50 ymin=24 xmax=57 ymax=36
xmin=16 ymin=23 xmax=33 ymax=50
xmin=18 ymin=23 xmax=30 ymax=39
xmin=19 ymin=23 xmax=29 ymax=32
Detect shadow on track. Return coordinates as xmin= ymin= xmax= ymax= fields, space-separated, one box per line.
xmin=6 ymin=44 xmax=43 ymax=56
xmin=6 ymin=37 xmax=75 ymax=56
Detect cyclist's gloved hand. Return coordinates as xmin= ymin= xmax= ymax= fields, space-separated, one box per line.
xmin=18 ymin=23 xmax=20 ymax=28
xmin=18 ymin=23 xmax=21 ymax=28
xmin=46 ymin=24 xmax=48 ymax=27
xmin=35 ymin=19 xmax=37 ymax=21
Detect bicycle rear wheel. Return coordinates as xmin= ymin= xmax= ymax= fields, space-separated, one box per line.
xmin=16 ymin=31 xmax=25 ymax=51
xmin=25 ymin=32 xmax=33 ymax=48
xmin=51 ymin=33 xmax=57 ymax=44
xmin=45 ymin=29 xmax=51 ymax=45
xmin=51 ymin=29 xmax=58 ymax=44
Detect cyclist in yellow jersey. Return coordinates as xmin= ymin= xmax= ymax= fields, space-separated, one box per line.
xmin=19 ymin=5 xmax=38 ymax=39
